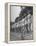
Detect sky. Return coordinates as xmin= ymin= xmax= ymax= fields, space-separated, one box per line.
xmin=10 ymin=6 xmax=21 ymax=22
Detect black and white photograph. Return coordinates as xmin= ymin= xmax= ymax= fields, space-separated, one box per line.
xmin=10 ymin=5 xmax=33 ymax=41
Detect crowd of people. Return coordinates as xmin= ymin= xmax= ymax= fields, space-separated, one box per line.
xmin=10 ymin=6 xmax=33 ymax=33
